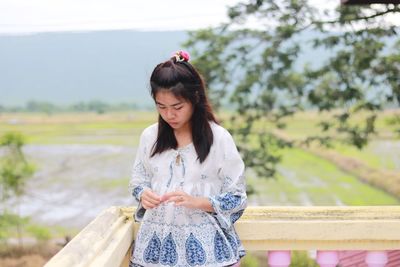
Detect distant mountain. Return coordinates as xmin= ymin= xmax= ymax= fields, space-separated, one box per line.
xmin=2 ymin=29 xmax=395 ymax=109
xmin=0 ymin=30 xmax=188 ymax=107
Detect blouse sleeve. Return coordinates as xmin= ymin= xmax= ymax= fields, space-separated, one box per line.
xmin=128 ymin=129 xmax=153 ymax=222
xmin=208 ymin=129 xmax=247 ymax=231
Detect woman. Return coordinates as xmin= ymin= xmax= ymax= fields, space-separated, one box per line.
xmin=129 ymin=50 xmax=246 ymax=267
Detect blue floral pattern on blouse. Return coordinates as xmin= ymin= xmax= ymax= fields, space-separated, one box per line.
xmin=185 ymin=233 xmax=206 ymax=266
xmin=226 ymin=233 xmax=238 ymax=258
xmin=160 ymin=233 xmax=178 ymax=266
xmin=143 ymin=232 xmax=161 ymax=264
xmin=132 ymin=185 xmax=144 ymax=202
xmin=218 ymin=193 xmax=242 ymax=211
xmin=230 ymin=209 xmax=244 ymax=224
xmin=214 ymin=230 xmax=232 ymax=262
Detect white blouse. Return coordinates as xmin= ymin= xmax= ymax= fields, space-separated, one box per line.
xmin=129 ymin=122 xmax=247 ymax=267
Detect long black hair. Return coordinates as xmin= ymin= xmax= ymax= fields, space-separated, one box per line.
xmin=150 ymin=52 xmax=217 ymax=163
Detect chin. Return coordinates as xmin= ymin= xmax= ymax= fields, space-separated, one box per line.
xmin=168 ymin=123 xmax=180 ymax=129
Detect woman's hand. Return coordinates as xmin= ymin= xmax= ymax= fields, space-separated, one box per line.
xmin=141 ymin=189 xmax=162 ymax=209
xmin=161 ymin=190 xmax=214 ymax=212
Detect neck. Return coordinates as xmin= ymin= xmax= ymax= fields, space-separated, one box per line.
xmin=174 ymin=121 xmax=191 ymax=135
xmin=174 ymin=123 xmax=192 ymax=148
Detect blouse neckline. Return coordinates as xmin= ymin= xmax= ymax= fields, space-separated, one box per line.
xmin=175 ymin=142 xmax=193 ymax=152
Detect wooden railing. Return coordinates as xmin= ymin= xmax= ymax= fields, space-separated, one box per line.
xmin=44 ymin=206 xmax=400 ymax=267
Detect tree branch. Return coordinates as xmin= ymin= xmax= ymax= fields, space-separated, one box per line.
xmin=315 ymin=6 xmax=400 ymax=24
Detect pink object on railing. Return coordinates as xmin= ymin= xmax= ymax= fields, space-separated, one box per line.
xmin=267 ymin=251 xmax=291 ymax=267
xmin=316 ymin=251 xmax=339 ymax=267
xmin=365 ymin=251 xmax=388 ymax=267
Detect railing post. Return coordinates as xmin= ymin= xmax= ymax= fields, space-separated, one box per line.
xmin=267 ymin=251 xmax=291 ymax=267
xmin=316 ymin=251 xmax=339 ymax=267
xmin=365 ymin=251 xmax=388 ymax=267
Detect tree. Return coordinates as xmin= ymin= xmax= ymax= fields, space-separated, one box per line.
xmin=185 ymin=0 xmax=400 ymax=178
xmin=0 ymin=132 xmax=35 ymax=200
xmin=25 ymin=100 xmax=58 ymax=114
xmin=0 ymin=132 xmax=35 ymax=246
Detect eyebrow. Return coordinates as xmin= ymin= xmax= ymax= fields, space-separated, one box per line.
xmin=155 ymin=101 xmax=183 ymax=107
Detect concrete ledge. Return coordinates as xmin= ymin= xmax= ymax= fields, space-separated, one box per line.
xmin=237 ymin=206 xmax=400 ymax=250
xmin=45 ymin=206 xmax=136 ymax=267
xmin=45 ymin=206 xmax=400 ymax=267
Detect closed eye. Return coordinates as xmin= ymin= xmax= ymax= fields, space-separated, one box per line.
xmin=157 ymin=104 xmax=166 ymax=109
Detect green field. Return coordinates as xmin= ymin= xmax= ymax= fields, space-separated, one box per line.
xmin=0 ymin=112 xmax=156 ymax=145
xmin=248 ymin=147 xmax=398 ymax=206
xmin=1 ymin=110 xmax=399 ymax=207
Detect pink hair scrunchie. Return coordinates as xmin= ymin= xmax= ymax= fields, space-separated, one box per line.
xmin=173 ymin=50 xmax=190 ymax=62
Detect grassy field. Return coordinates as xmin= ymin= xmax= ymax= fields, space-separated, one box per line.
xmin=0 ymin=112 xmax=156 ymax=146
xmin=247 ymin=147 xmax=398 ymax=206
xmin=1 ymin=110 xmax=399 ymax=206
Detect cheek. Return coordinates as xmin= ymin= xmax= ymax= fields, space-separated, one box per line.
xmin=158 ymin=110 xmax=167 ymax=119
xmin=184 ymin=108 xmax=194 ymax=120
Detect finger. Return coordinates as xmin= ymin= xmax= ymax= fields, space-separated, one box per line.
xmin=160 ymin=195 xmax=168 ymax=202
xmin=147 ymin=190 xmax=162 ymax=200
xmin=142 ymin=202 xmax=151 ymax=209
xmin=161 ymin=192 xmax=179 ymax=202
xmin=144 ymin=198 xmax=160 ymax=206
xmin=143 ymin=190 xmax=162 ymax=202
xmin=162 ymin=190 xmax=187 ymax=201
xmin=170 ymin=195 xmax=185 ymax=204
xmin=142 ymin=199 xmax=159 ymax=209
xmin=143 ymin=195 xmax=161 ymax=205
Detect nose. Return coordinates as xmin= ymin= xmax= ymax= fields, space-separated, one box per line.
xmin=165 ymin=108 xmax=175 ymax=120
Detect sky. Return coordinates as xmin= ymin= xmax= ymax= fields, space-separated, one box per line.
xmin=0 ymin=0 xmax=243 ymax=35
xmin=0 ymin=0 xmax=352 ymax=35
xmin=0 ymin=0 xmax=398 ymax=35
xmin=0 ymin=0 xmax=356 ymax=35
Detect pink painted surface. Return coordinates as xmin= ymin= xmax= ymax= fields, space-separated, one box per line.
xmin=365 ymin=251 xmax=388 ymax=267
xmin=338 ymin=250 xmax=400 ymax=267
xmin=317 ymin=251 xmax=339 ymax=267
xmin=267 ymin=251 xmax=291 ymax=267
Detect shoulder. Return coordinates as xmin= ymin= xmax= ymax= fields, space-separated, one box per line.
xmin=210 ymin=121 xmax=235 ymax=143
xmin=209 ymin=122 xmax=242 ymax=160
xmin=140 ymin=123 xmax=158 ymax=144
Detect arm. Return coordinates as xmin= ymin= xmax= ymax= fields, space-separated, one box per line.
xmin=128 ymin=129 xmax=159 ymax=221
xmin=208 ymin=129 xmax=247 ymax=230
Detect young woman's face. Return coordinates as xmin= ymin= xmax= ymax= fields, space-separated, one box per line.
xmin=155 ymin=90 xmax=194 ymax=131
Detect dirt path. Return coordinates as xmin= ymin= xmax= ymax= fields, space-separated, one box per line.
xmin=0 ymin=255 xmax=47 ymax=267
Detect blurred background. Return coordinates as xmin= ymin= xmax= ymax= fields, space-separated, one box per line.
xmin=0 ymin=0 xmax=399 ymax=266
